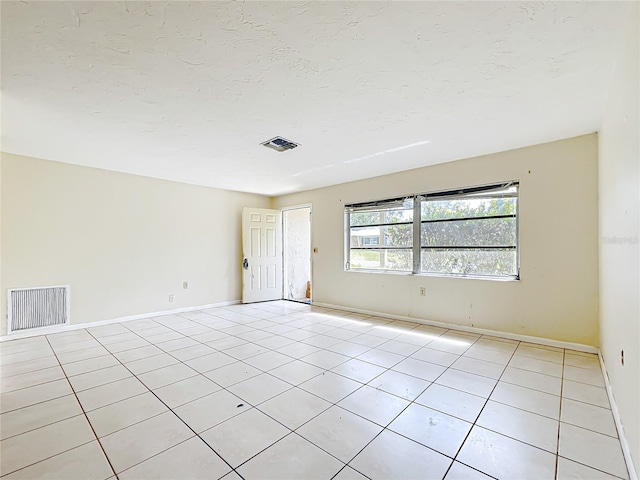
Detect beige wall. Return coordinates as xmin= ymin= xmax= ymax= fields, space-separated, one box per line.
xmin=0 ymin=153 xmax=269 ymax=336
xmin=598 ymin=2 xmax=639 ymax=473
xmin=274 ymin=134 xmax=600 ymax=346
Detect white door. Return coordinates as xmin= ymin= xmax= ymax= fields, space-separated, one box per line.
xmin=242 ymin=207 xmax=283 ymax=303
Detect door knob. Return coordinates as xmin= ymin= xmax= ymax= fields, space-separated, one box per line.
xmin=243 ymin=258 xmax=249 ymax=270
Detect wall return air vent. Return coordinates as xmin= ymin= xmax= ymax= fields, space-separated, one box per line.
xmin=261 ymin=137 xmax=299 ymax=152
xmin=8 ymin=285 xmax=70 ymax=333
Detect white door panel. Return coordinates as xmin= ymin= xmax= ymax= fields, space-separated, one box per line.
xmin=242 ymin=207 xmax=282 ymax=303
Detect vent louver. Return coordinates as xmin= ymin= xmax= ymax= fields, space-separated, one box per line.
xmin=8 ymin=286 xmax=70 ymax=333
xmin=261 ymin=137 xmax=299 ymax=152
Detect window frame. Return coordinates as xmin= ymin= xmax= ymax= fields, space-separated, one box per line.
xmin=345 ymin=182 xmax=520 ymax=280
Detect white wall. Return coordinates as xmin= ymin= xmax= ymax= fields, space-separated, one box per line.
xmin=598 ymin=2 xmax=639 ymax=474
xmin=283 ymin=207 xmax=311 ymax=301
xmin=0 ymin=152 xmax=270 ymax=336
xmin=274 ymin=135 xmax=600 ymax=346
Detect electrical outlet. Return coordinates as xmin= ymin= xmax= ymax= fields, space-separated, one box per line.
xmin=183 ymin=281 xmax=189 ymax=289
xmin=169 ymin=294 xmax=175 ymax=302
xmin=419 ymin=286 xmax=426 ymax=296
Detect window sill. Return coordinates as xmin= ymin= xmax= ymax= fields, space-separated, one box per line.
xmin=345 ymin=269 xmax=520 ymax=282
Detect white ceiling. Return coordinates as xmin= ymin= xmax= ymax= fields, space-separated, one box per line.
xmin=0 ymin=2 xmax=631 ymax=196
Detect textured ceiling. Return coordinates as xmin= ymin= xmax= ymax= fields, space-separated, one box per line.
xmin=0 ymin=1 xmax=631 ymax=196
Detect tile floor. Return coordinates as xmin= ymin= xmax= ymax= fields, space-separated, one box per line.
xmin=0 ymin=301 xmax=630 ymax=480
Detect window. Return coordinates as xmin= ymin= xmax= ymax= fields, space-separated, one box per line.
xmin=347 ymin=197 xmax=414 ymax=271
xmin=345 ymin=182 xmax=519 ymax=279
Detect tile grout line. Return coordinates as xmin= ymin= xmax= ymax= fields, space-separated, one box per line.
xmin=2 ymin=302 xmax=618 ymax=480
xmin=442 ymin=338 xmax=522 ymax=479
xmin=555 ymin=348 xmax=566 ymax=479
xmin=83 ymin=328 xmax=242 ymax=480
xmin=44 ymin=334 xmax=120 ymax=480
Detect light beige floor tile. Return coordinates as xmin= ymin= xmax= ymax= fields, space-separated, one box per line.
xmin=237 ymin=433 xmax=343 ymax=480
xmin=3 ymin=441 xmax=113 ymax=480
xmin=223 ymin=343 xmax=268 ymax=360
xmin=258 ymin=387 xmax=331 ymax=429
xmin=105 ymin=338 xmax=152 ymax=354
xmin=0 ymin=348 xmax=54 ymax=366
xmin=62 ymin=355 xmax=120 ymax=377
xmin=338 ymin=385 xmax=410 ymax=426
xmin=183 ymin=352 xmax=237 ymax=373
xmin=561 ymin=397 xmax=617 ymax=437
xmin=476 ymin=400 xmax=559 ymax=453
xmin=356 ymin=348 xmax=404 ymax=368
xmin=0 ymin=366 xmax=66 ymax=393
xmin=508 ymin=355 xmax=563 ymax=377
xmin=368 ymin=369 xmax=431 ymax=400
xmin=556 ymin=456 xmax=623 ymax=480
xmin=415 ymin=383 xmax=486 ymax=423
xmin=562 ymin=379 xmax=610 ymax=408
xmin=451 ymin=356 xmax=506 ymax=379
xmin=124 ymin=354 xmax=178 ymax=375
xmin=500 ymin=366 xmax=562 ymax=395
xmin=331 ymin=358 xmax=386 ymax=384
xmin=563 ymin=364 xmax=605 ymax=387
xmin=435 ymin=369 xmax=497 ymax=398
xmin=564 ymin=352 xmax=600 ymax=369
xmin=457 ymin=426 xmax=556 ymax=480
xmin=76 ymin=377 xmax=148 ymax=411
xmin=153 ymin=375 xmax=221 ymax=408
xmin=514 ymin=344 xmax=564 ymax=363
xmin=300 ymin=350 xmax=350 ymax=369
xmin=297 ymin=406 xmax=382 ymax=462
xmin=170 ymin=344 xmax=217 ymax=361
xmin=244 ymin=350 xmax=293 ymax=371
xmin=154 ymin=337 xmax=199 ymax=352
xmin=112 ymin=345 xmax=164 ymax=363
xmin=57 ymin=346 xmax=110 ymax=364
xmin=349 ymin=429 xmax=452 ymax=480
xmin=490 ymin=381 xmax=560 ymax=419
xmin=200 ymin=407 xmax=289 ymax=467
xmin=0 ymin=338 xmax=50 ymax=357
xmin=558 ymin=423 xmax=628 ymax=479
xmin=277 ymin=342 xmax=321 ymax=359
xmin=462 ymin=345 xmax=513 ymax=365
xmin=137 ymin=362 xmax=198 ymax=389
xmin=0 ymin=415 xmax=95 ymax=475
xmin=444 ymin=462 xmax=494 ymax=479
xmin=299 ymin=371 xmax=362 ymax=403
xmin=410 ymin=347 xmax=460 ymax=367
xmin=227 ymin=373 xmax=292 ymax=405
xmin=98 ymin=332 xmax=141 ymax=346
xmin=333 ymin=466 xmax=369 ymax=480
xmin=100 ymin=411 xmax=194 ymax=473
xmin=0 ymin=355 xmax=60 ymax=379
xmin=36 ymin=340 xmax=96 ymax=355
xmin=0 ymin=379 xmax=72 ymax=413
xmin=269 ymin=360 xmax=324 ymax=385
xmin=389 ymin=403 xmax=472 ymax=457
xmin=118 ymin=437 xmax=231 ymax=480
xmin=204 ymin=361 xmax=261 ymax=387
xmin=68 ymin=364 xmax=132 ymax=392
xmin=87 ymin=391 xmax=168 ymax=437
xmin=141 ymin=331 xmax=184 ymax=344
xmin=1 ymin=394 xmax=82 ymax=440
xmin=173 ymin=389 xmax=247 ymax=432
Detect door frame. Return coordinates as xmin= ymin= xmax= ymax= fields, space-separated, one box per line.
xmin=281 ymin=203 xmax=313 ymax=304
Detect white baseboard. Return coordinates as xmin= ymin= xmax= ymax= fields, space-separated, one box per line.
xmin=312 ymin=302 xmax=599 ymax=353
xmin=599 ymin=353 xmax=638 ymax=480
xmin=0 ymin=300 xmax=241 ymax=342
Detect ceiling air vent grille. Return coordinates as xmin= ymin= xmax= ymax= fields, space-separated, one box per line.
xmin=261 ymin=137 xmax=299 ymax=152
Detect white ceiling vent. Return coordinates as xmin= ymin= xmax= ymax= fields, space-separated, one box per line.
xmin=261 ymin=137 xmax=299 ymax=152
